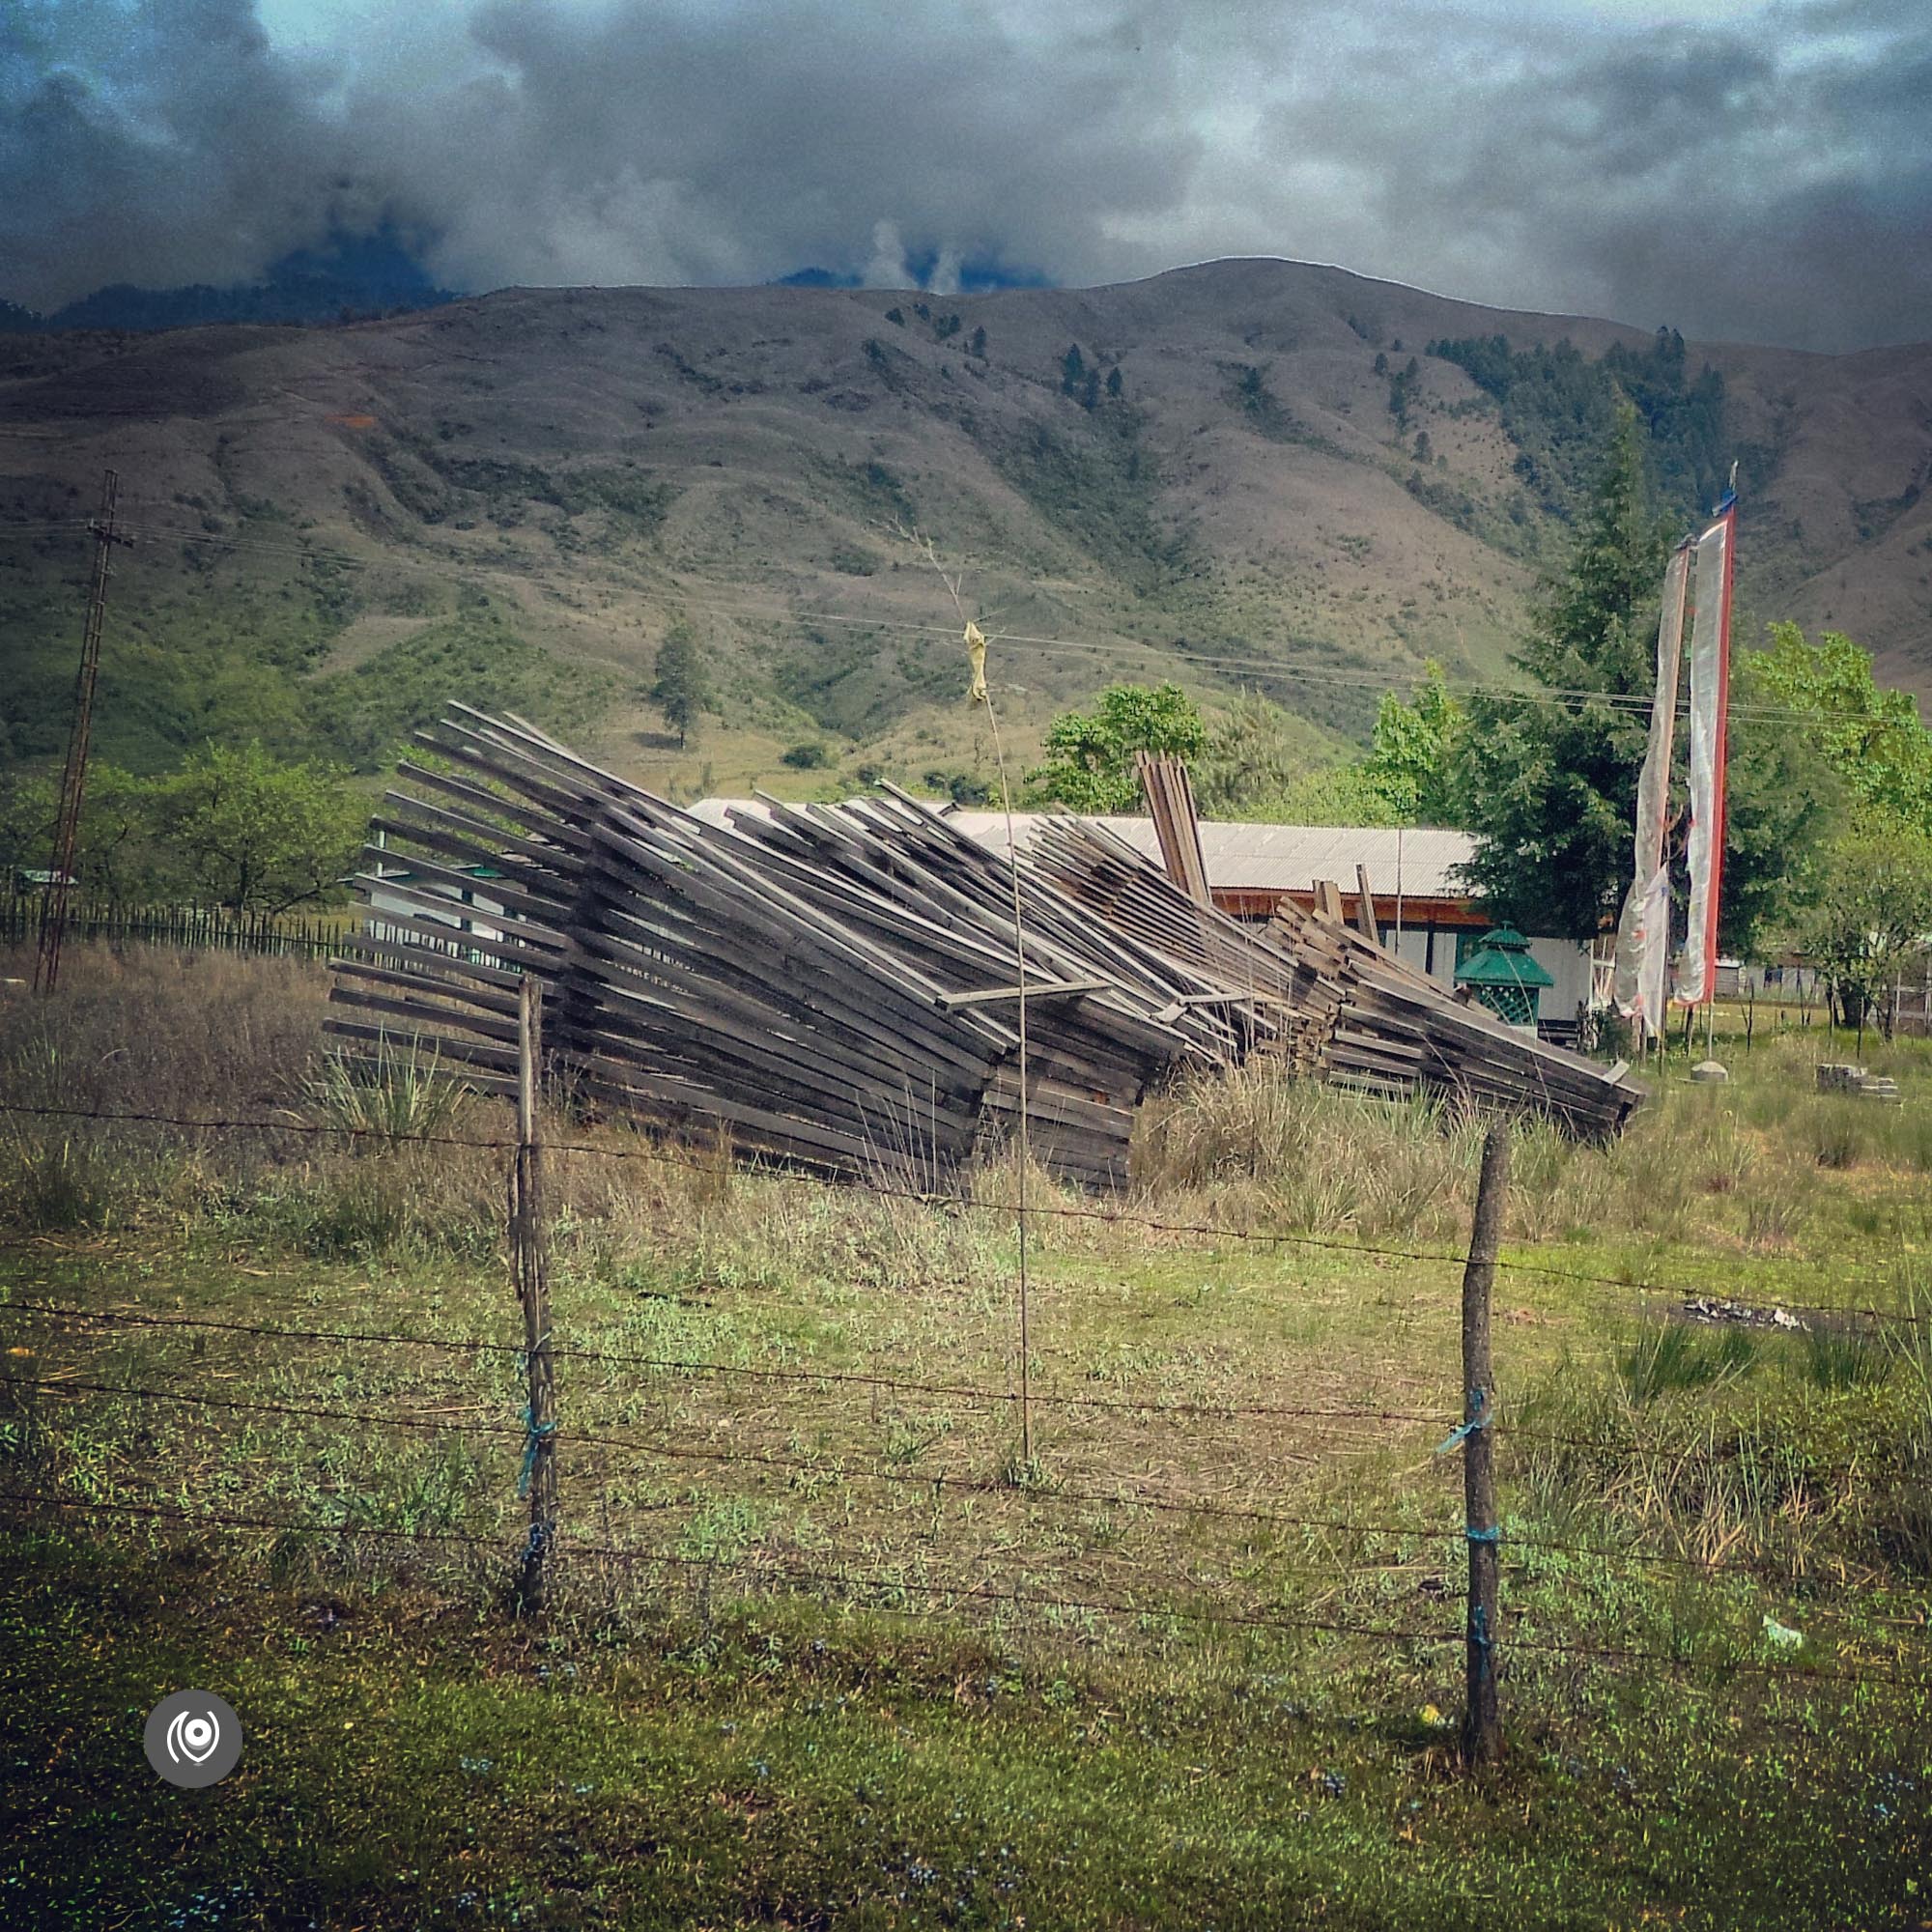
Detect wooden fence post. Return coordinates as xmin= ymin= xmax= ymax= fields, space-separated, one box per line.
xmin=512 ymin=975 xmax=559 ymax=1612
xmin=1460 ymin=1121 xmax=1509 ymax=1768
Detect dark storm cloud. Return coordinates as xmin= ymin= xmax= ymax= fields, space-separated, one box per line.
xmin=402 ymin=0 xmax=1199 ymax=297
xmin=0 ymin=0 xmax=360 ymax=300
xmin=1271 ymin=1 xmax=1932 ymax=349
xmin=1 ymin=0 xmax=1926 ymax=350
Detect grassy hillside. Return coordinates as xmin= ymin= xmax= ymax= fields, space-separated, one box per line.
xmin=3 ymin=259 xmax=1927 ymax=798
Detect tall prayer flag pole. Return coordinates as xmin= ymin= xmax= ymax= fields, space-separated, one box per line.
xmin=1675 ymin=485 xmax=1738 ymax=1008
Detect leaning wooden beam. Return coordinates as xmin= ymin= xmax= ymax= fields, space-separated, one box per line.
xmin=934 ymin=979 xmax=1114 ymax=1009
xmin=1355 ymin=867 xmax=1380 ymax=944
xmin=1136 ymin=751 xmax=1212 ymax=911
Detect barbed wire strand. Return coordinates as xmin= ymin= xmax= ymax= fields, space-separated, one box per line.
xmin=0 ymin=1346 xmax=1894 ymax=1574
xmin=0 ymin=1304 xmax=1448 ymax=1429
xmin=1 ymin=1291 xmax=1888 ymax=1463
xmin=4 ymin=1489 xmax=1918 ymax=1687
xmin=0 ymin=1097 xmax=1920 ymax=1327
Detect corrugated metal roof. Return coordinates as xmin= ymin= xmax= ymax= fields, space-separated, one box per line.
xmin=696 ymin=796 xmax=1476 ymax=893
xmin=943 ymin=811 xmax=1477 ymax=897
xmin=690 ymin=800 xmax=1477 ymax=897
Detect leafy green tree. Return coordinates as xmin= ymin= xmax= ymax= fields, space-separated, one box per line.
xmin=1802 ymin=827 xmax=1932 ymax=1034
xmin=1459 ymin=408 xmax=1826 ymax=954
xmin=1357 ymin=664 xmax=1464 ymax=824
xmin=648 ymin=622 xmax=710 ymax=748
xmin=0 ymin=763 xmax=167 ymax=902
xmin=1191 ymin=675 xmax=1465 ymax=828
xmin=1388 ymin=357 xmax=1421 ymax=431
xmin=1753 ymin=621 xmax=1932 ymax=833
xmin=1718 ymin=654 xmax=1842 ymax=954
xmin=1460 ymin=409 xmax=1676 ymax=939
xmin=1060 ymin=344 xmax=1088 ymax=396
xmin=150 ymin=743 xmax=363 ymax=914
xmin=1194 ymin=691 xmax=1326 ymax=817
xmin=1274 ymin=762 xmax=1411 ymax=828
xmin=1027 ymin=683 xmax=1207 ymax=812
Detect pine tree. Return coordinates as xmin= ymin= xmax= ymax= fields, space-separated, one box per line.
xmin=649 ymin=622 xmax=710 ymax=749
xmin=1459 ymin=407 xmax=1830 ymax=952
xmin=1459 ymin=409 xmax=1678 ymax=939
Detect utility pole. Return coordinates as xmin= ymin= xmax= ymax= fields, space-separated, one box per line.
xmin=35 ymin=469 xmax=132 ymax=995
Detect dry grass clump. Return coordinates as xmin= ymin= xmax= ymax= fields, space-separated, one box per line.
xmin=1 ymin=948 xmax=323 ymax=1231
xmin=1511 ymin=1337 xmax=1932 ymax=1577
xmin=1123 ymin=1052 xmax=1860 ymax=1256
xmin=0 ymin=943 xmax=327 ymax=1120
xmin=303 ymin=1037 xmax=472 ymax=1147
xmin=1129 ymin=1057 xmax=1723 ymax=1248
xmin=1131 ymin=1060 xmax=1485 ymax=1239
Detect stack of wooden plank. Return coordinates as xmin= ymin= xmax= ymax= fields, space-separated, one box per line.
xmin=328 ymin=711 xmax=1640 ymax=1189
xmin=332 ymin=711 xmax=1238 ymax=1184
xmin=1028 ymin=814 xmax=1639 ymax=1135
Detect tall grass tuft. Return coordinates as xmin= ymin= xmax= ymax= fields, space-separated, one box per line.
xmin=0 ymin=1037 xmax=128 ymax=1230
xmin=0 ymin=1130 xmax=118 ymax=1231
xmin=302 ymin=1039 xmax=471 ymax=1149
xmin=1619 ymin=1321 xmax=1758 ymax=1405
xmin=1803 ymin=1323 xmax=1894 ymax=1391
xmin=1133 ymin=1064 xmax=1480 ymax=1239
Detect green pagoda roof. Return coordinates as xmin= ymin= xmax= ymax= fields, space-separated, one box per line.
xmin=1454 ymin=926 xmax=1555 ymax=991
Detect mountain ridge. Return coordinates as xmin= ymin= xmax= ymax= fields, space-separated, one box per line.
xmin=2 ymin=257 xmax=1926 ymax=794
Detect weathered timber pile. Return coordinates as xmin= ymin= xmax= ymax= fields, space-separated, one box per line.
xmin=327 ymin=709 xmax=1640 ymax=1188
xmin=1027 ymin=817 xmax=1640 ymax=1135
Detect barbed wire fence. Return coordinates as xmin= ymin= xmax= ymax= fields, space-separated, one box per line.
xmin=1 ymin=1087 xmax=1928 ymax=1773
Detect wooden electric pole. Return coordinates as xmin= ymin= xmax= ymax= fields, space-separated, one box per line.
xmin=35 ymin=469 xmax=132 ymax=995
xmin=1460 ymin=1122 xmax=1509 ymax=1768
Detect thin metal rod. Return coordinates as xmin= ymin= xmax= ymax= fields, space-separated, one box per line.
xmin=513 ymin=976 xmax=558 ymax=1611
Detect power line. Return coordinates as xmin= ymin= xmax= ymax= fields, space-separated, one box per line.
xmin=0 ymin=515 xmax=1885 ymax=730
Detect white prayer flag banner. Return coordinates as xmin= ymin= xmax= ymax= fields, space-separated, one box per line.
xmin=1676 ymin=503 xmax=1737 ymax=1008
xmin=1613 ymin=541 xmax=1692 ymax=1026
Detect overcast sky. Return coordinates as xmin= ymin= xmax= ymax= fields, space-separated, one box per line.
xmin=3 ymin=0 xmax=1927 ymax=350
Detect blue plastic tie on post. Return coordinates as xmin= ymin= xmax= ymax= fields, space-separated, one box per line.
xmin=517 ymin=1406 xmax=557 ymax=1499
xmin=1463 ymin=1524 xmax=1503 ymax=1545
xmin=1435 ymin=1386 xmax=1492 ymax=1456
